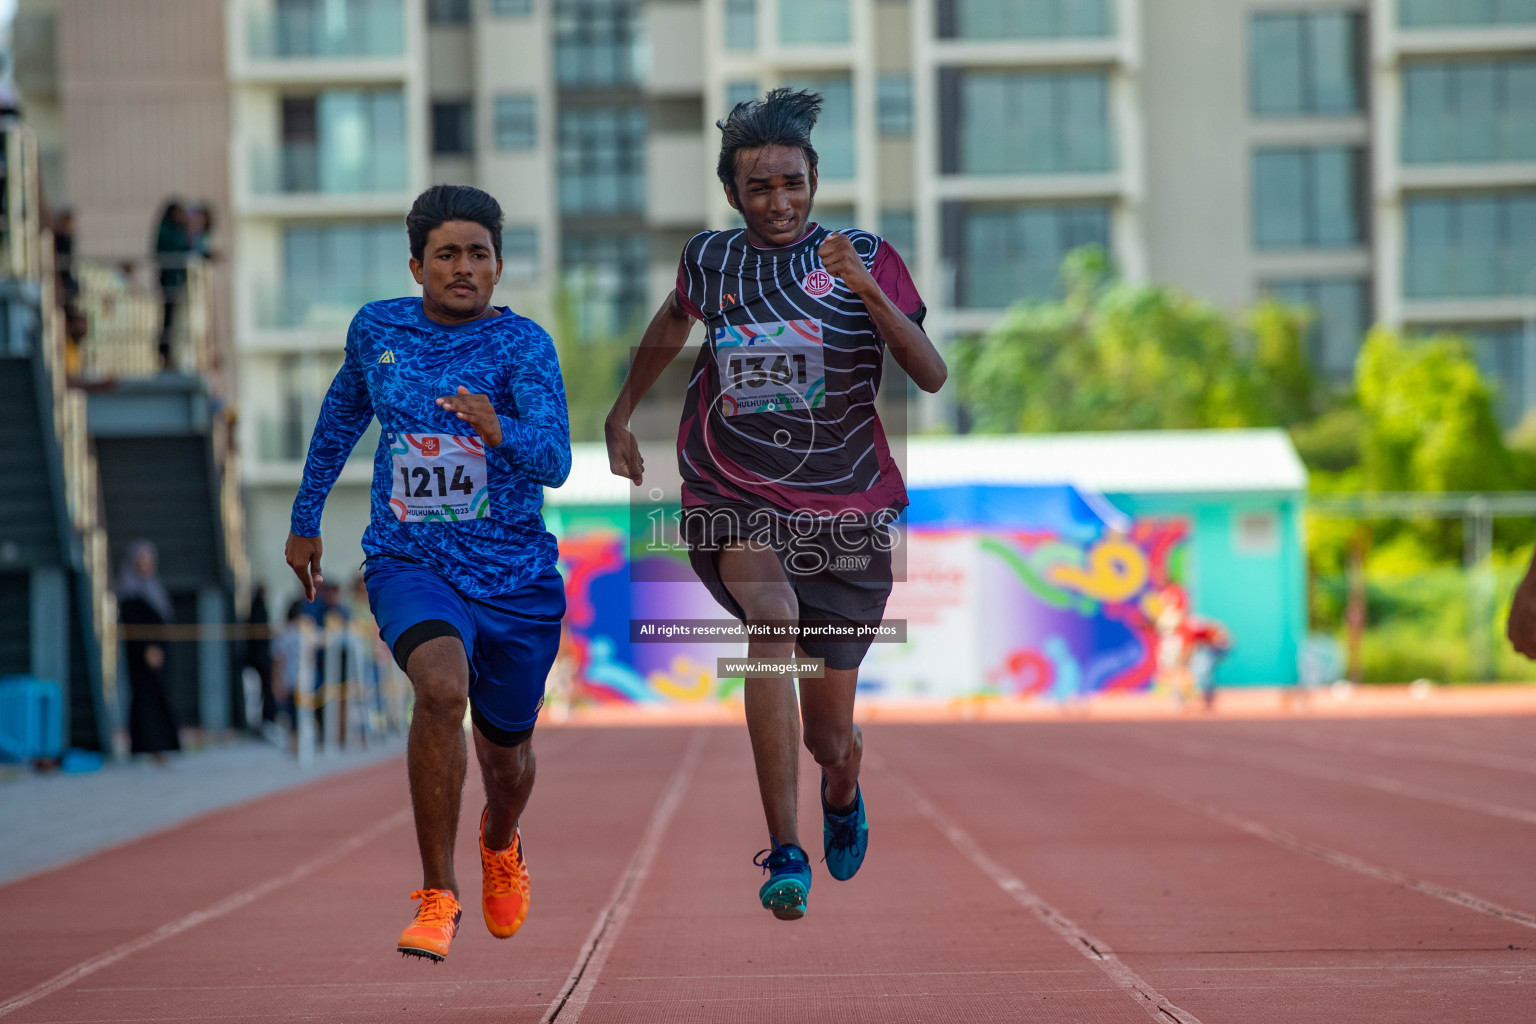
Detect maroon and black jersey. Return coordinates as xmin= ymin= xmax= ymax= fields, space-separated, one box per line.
xmin=673 ymin=223 xmax=925 ymax=522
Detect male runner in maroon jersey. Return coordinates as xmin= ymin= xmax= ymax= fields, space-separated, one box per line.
xmin=604 ymin=89 xmax=947 ymax=919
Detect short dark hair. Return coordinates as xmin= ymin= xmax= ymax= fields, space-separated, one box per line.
xmin=406 ymin=184 xmax=503 ymax=261
xmin=715 ymin=88 xmax=821 ymax=195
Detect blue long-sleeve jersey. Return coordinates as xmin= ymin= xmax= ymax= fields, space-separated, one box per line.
xmin=290 ymin=297 xmax=571 ymax=598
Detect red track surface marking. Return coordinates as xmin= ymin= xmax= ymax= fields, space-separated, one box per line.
xmin=879 ymin=760 xmax=1205 ymax=1024
xmin=1053 ymin=755 xmax=1536 ymax=932
xmin=1134 ymin=733 xmax=1536 ymax=827
xmin=540 ymin=729 xmax=707 ymax=1024
xmin=0 ymin=808 xmax=413 ymax=1019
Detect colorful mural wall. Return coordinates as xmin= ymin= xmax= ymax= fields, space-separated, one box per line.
xmin=550 ymin=487 xmax=1190 ymax=708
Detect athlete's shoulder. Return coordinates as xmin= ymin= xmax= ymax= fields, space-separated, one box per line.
xmin=355 ymin=296 xmax=420 ymax=329
xmin=681 ymin=228 xmax=746 ymax=268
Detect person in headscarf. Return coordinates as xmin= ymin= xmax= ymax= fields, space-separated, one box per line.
xmin=116 ymin=539 xmax=181 ymax=760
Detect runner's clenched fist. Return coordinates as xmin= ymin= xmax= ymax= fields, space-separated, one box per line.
xmin=436 ymin=386 xmax=503 ymax=448
xmin=817 ymin=231 xmax=878 ymax=298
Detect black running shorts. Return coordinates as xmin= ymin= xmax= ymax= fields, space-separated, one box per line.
xmin=681 ymin=504 xmax=895 ymax=671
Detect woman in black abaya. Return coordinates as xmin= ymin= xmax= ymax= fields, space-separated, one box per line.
xmin=116 ymin=540 xmax=181 ymax=760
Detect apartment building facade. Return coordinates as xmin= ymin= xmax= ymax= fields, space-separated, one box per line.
xmin=21 ymin=0 xmax=1533 ymax=593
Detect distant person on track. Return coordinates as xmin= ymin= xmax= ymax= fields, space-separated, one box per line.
xmin=604 ymin=89 xmax=946 ymax=921
xmin=284 ymin=184 xmax=571 ymax=963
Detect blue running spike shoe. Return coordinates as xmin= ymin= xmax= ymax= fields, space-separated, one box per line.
xmin=753 ymin=839 xmax=812 ymax=920
xmin=822 ymin=775 xmax=869 ymax=881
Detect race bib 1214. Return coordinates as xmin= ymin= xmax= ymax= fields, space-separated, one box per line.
xmin=713 ymin=319 xmax=825 ymax=417
xmin=388 ymin=433 xmax=490 ymax=523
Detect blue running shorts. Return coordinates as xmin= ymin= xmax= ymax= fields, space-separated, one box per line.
xmin=364 ymin=555 xmax=565 ymax=742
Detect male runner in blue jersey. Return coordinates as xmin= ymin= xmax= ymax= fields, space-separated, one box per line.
xmin=605 ymin=90 xmax=947 ymax=920
xmin=285 ymin=185 xmax=570 ymax=961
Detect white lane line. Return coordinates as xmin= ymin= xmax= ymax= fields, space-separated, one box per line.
xmin=0 ymin=808 xmax=414 ymax=1018
xmin=540 ymin=728 xmax=707 ymax=1024
xmin=1249 ymin=728 xmax=1536 ymax=778
xmin=880 ymin=762 xmax=1206 ymax=1024
xmin=1138 ymin=736 xmax=1536 ymax=828
xmin=1056 ymin=757 xmax=1536 ymax=932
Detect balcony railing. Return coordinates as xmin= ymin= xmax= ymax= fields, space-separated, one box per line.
xmin=245 ymin=0 xmax=405 ymax=60
xmin=75 ymin=257 xmax=215 ymax=380
xmin=253 ymin=279 xmax=413 ymax=330
xmin=249 ymin=142 xmax=409 ymax=196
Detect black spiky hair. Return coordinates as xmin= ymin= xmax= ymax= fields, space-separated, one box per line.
xmin=406 ymin=184 xmax=503 ymax=261
xmin=715 ymin=87 xmax=822 ymax=193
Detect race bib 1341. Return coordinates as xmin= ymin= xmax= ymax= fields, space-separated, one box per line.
xmin=388 ymin=433 xmax=491 ymax=523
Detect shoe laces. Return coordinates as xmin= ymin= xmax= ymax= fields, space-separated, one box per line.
xmin=824 ymin=805 xmax=862 ymax=856
xmin=407 ymin=889 xmax=459 ymax=928
xmin=753 ymin=838 xmax=805 ymax=876
xmin=482 ymin=833 xmax=525 ymax=896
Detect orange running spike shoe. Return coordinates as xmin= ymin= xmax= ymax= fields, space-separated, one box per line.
xmin=397 ymin=889 xmax=461 ymax=962
xmin=480 ymin=808 xmax=531 ymax=938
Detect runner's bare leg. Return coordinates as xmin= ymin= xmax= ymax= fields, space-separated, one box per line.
xmin=405 ymin=636 xmax=470 ymax=895
xmin=719 ymin=542 xmax=801 ymax=846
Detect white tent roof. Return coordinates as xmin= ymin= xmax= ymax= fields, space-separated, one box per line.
xmin=549 ymin=429 xmax=1307 ymax=506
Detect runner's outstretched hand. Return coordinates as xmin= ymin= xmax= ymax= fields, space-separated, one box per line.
xmin=817 ymin=231 xmax=878 ymax=298
xmin=605 ymin=416 xmax=645 ymax=485
xmin=285 ymin=531 xmax=324 ymax=602
xmin=436 ymin=386 xmax=504 ymax=448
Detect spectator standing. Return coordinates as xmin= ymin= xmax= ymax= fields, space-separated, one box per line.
xmin=247 ymin=584 xmax=275 ymax=734
xmin=154 ymin=200 xmax=191 ymax=369
xmin=115 ymin=540 xmax=181 ymax=762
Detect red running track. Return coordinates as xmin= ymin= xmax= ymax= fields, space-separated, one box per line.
xmin=3 ymin=717 xmax=1535 ymax=1023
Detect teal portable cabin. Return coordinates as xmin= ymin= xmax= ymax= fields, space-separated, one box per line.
xmin=903 ymin=430 xmax=1308 ymax=687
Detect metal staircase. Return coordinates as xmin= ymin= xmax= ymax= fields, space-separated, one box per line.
xmin=0 ymin=118 xmax=114 ymax=752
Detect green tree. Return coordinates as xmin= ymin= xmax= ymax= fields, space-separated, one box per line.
xmin=1354 ymin=328 xmax=1512 ymax=493
xmin=954 ymin=247 xmax=1316 ymax=433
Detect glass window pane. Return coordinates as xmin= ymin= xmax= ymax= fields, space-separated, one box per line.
xmin=958 ymin=70 xmax=1111 ymax=174
xmin=1254 ymin=150 xmax=1307 ymax=248
xmin=881 ymin=208 xmax=915 ymax=258
xmin=779 ymin=0 xmax=850 ymax=45
xmin=959 ymin=203 xmax=1109 ymax=307
xmin=1307 ymin=13 xmax=1358 ymax=113
xmin=951 ymin=0 xmax=1112 ymax=39
xmin=1311 ymin=147 xmax=1360 ymax=247
xmin=725 ymin=0 xmax=756 ymax=49
xmin=494 ymin=95 xmax=536 ymax=150
xmin=1251 ymin=14 xmax=1303 ymax=114
xmin=878 ymin=74 xmax=913 ymax=137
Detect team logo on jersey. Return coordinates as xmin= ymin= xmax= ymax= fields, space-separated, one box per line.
xmin=419 ymin=436 xmax=441 ymax=457
xmin=378 ymin=350 xmax=396 ymax=364
xmin=802 ymin=269 xmax=835 ymax=299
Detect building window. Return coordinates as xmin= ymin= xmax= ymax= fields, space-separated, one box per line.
xmin=938 ymin=0 xmax=1112 ymax=40
xmin=784 ymin=74 xmax=854 ymax=179
xmin=816 ymin=205 xmax=857 ymax=232
xmin=494 ymin=94 xmax=537 ymax=150
xmin=945 ymin=69 xmax=1112 ymax=175
xmin=432 ymin=100 xmax=475 ymax=155
xmin=1250 ymin=11 xmax=1361 ymax=116
xmin=555 ymin=0 xmax=640 ymax=87
xmin=948 ymin=202 xmax=1111 ymax=309
xmin=1405 ymin=191 xmax=1536 ymax=299
xmin=878 ymin=74 xmax=913 ymax=137
xmin=1400 ymin=0 xmax=1536 ymax=28
xmin=558 ymin=106 xmax=647 ymax=214
xmin=1403 ymin=58 xmax=1536 ymax=164
xmin=258 ymin=88 xmax=407 ymax=194
xmin=276 ymin=221 xmax=409 ymax=329
xmin=490 ymin=0 xmax=533 ymax=13
xmin=1252 ymin=146 xmax=1363 ymax=249
xmin=502 ymin=226 xmax=540 ymax=281
xmin=562 ymin=233 xmax=649 ymax=337
xmin=427 ymin=0 xmax=470 ymax=23
xmin=1454 ymin=324 xmax=1529 ymax=425
xmin=255 ymin=0 xmax=406 ymax=59
xmin=881 ymin=208 xmax=916 ymax=257
xmin=1263 ymin=278 xmax=1370 ymax=381
xmin=725 ymin=0 xmax=756 ymax=49
xmin=726 ymin=80 xmax=759 ymax=113
xmin=780 ymin=0 xmax=850 ymax=45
